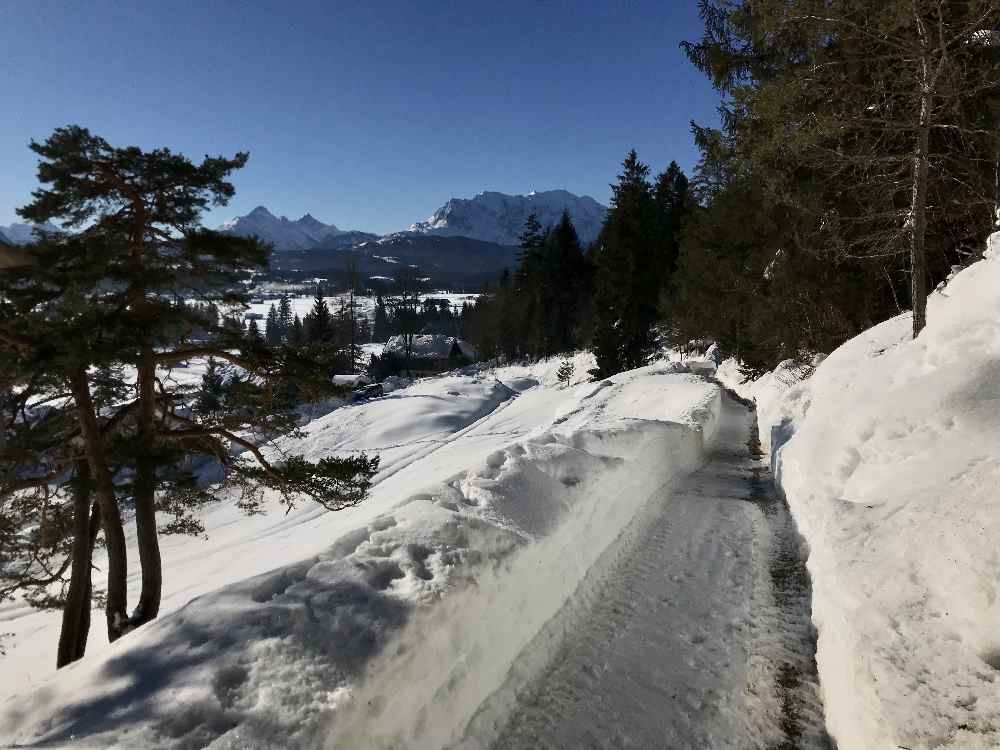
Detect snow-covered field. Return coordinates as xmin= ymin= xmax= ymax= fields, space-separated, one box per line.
xmin=0 ymin=352 xmax=723 ymax=748
xmin=244 ymin=290 xmax=480 ymax=324
xmin=724 ymin=234 xmax=1000 ymax=749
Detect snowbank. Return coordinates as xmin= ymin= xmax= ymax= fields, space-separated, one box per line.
xmin=757 ymin=235 xmax=1000 ymax=749
xmin=0 ymin=362 xmax=722 ymax=748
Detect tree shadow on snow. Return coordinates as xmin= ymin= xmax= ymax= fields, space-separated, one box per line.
xmin=15 ymin=554 xmax=413 ymax=748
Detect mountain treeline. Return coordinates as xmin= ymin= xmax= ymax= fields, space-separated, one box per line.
xmin=672 ymin=0 xmax=1000 ymax=372
xmin=466 ymin=156 xmax=692 ymax=378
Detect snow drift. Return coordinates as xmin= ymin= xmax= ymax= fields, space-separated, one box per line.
xmin=0 ymin=361 xmax=721 ymax=748
xmin=749 ymin=233 xmax=1000 ymax=749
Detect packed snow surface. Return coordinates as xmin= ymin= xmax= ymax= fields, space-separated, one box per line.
xmin=0 ymin=353 xmax=724 ymax=748
xmin=735 ymin=234 xmax=1000 ymax=749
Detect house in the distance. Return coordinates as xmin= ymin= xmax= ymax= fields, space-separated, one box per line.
xmin=371 ymin=334 xmax=476 ymax=377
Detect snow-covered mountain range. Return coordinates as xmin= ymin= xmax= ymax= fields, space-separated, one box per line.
xmin=0 ymin=221 xmax=60 ymax=245
xmin=218 ymin=206 xmax=373 ymax=251
xmin=410 ymin=189 xmax=608 ymax=246
xmin=4 ymin=189 xmax=608 ymax=279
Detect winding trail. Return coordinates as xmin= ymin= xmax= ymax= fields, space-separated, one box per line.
xmin=482 ymin=393 xmax=831 ymax=749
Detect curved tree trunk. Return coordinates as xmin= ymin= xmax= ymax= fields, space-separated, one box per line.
xmin=69 ymin=368 xmax=130 ymax=642
xmin=131 ymin=349 xmax=161 ymax=628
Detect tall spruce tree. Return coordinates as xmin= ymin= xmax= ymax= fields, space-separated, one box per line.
xmin=264 ymin=304 xmax=282 ymax=346
xmin=277 ymin=294 xmax=294 ymax=337
xmin=539 ymin=211 xmax=588 ymax=356
xmin=591 ymin=150 xmax=658 ymax=377
xmin=306 ymin=291 xmax=332 ymax=343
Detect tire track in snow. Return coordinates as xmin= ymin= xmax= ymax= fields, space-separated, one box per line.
xmin=477 ymin=394 xmax=831 ymax=749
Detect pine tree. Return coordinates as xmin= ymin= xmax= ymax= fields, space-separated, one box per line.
xmin=682 ymin=0 xmax=1000 ymax=338
xmin=289 ymin=314 xmax=304 ymax=345
xmin=307 ymin=291 xmax=332 ymax=343
xmin=373 ymin=298 xmax=390 ymax=342
xmin=3 ymin=126 xmax=379 ymax=664
xmin=539 ymin=211 xmax=588 ymax=356
xmin=247 ymin=318 xmax=263 ymax=343
xmin=653 ymin=161 xmax=690 ymax=285
xmin=264 ymin=304 xmax=282 ymax=346
xmin=194 ymin=357 xmax=226 ymax=417
xmin=591 ymin=150 xmax=657 ymax=377
xmin=277 ymin=294 xmax=294 ymax=337
xmin=556 ymin=359 xmax=575 ymax=386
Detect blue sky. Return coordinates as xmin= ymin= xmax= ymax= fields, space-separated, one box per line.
xmin=0 ymin=1 xmax=720 ymax=234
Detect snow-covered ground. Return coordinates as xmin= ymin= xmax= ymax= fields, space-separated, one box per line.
xmin=724 ymin=234 xmax=1000 ymax=749
xmin=0 ymin=352 xmax=725 ymax=748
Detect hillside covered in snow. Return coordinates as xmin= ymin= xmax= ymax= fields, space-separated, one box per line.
xmin=722 ymin=232 xmax=1000 ymax=750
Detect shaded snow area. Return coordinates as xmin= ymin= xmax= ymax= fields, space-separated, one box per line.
xmin=1 ymin=353 xmax=734 ymax=748
xmin=731 ymin=234 xmax=1000 ymax=749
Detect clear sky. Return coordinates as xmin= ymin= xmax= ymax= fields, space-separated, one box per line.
xmin=0 ymin=1 xmax=720 ymax=234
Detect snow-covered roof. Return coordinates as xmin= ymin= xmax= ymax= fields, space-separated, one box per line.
xmin=383 ymin=334 xmax=476 ymax=360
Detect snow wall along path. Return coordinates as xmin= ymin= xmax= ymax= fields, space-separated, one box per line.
xmin=758 ymin=233 xmax=1000 ymax=750
xmin=327 ymin=374 xmax=723 ymax=749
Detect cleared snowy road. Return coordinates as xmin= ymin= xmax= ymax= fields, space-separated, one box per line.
xmin=480 ymin=393 xmax=830 ymax=749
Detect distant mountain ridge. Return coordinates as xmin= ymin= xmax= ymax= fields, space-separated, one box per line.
xmin=0 ymin=221 xmax=60 ymax=246
xmin=410 ymin=189 xmax=608 ymax=246
xmin=218 ymin=206 xmax=378 ymax=251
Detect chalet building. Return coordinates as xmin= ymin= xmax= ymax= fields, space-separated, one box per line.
xmin=371 ymin=334 xmax=476 ymax=377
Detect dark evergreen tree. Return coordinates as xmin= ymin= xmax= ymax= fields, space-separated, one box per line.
xmin=247 ymin=318 xmax=263 ymax=343
xmin=264 ymin=304 xmax=282 ymax=346
xmin=306 ymin=291 xmax=332 ymax=343
xmin=372 ymin=298 xmax=390 ymax=342
xmin=591 ymin=150 xmax=658 ymax=377
xmin=1 ymin=126 xmax=378 ymax=666
xmin=539 ymin=211 xmax=588 ymax=356
xmin=556 ymin=359 xmax=575 ymax=386
xmin=277 ymin=294 xmax=294 ymax=336
xmin=289 ymin=314 xmax=304 ymax=345
xmin=194 ymin=357 xmax=227 ymax=417
xmin=682 ymin=0 xmax=1000 ymax=338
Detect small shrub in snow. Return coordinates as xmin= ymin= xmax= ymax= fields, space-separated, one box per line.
xmin=557 ymin=360 xmax=575 ymax=386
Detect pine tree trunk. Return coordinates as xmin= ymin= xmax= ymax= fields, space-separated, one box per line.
xmin=131 ymin=350 xmax=162 ymax=627
xmin=910 ymin=92 xmax=931 ymax=338
xmin=57 ymin=461 xmax=99 ymax=667
xmin=69 ymin=368 xmax=130 ymax=641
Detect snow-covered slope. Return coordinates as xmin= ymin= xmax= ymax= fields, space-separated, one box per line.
xmin=410 ymin=189 xmax=608 ymax=246
xmin=742 ymin=233 xmax=1000 ymax=749
xmin=0 ymin=220 xmax=60 ymax=245
xmin=219 ymin=206 xmax=360 ymax=251
xmin=0 ymin=355 xmax=721 ymax=748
